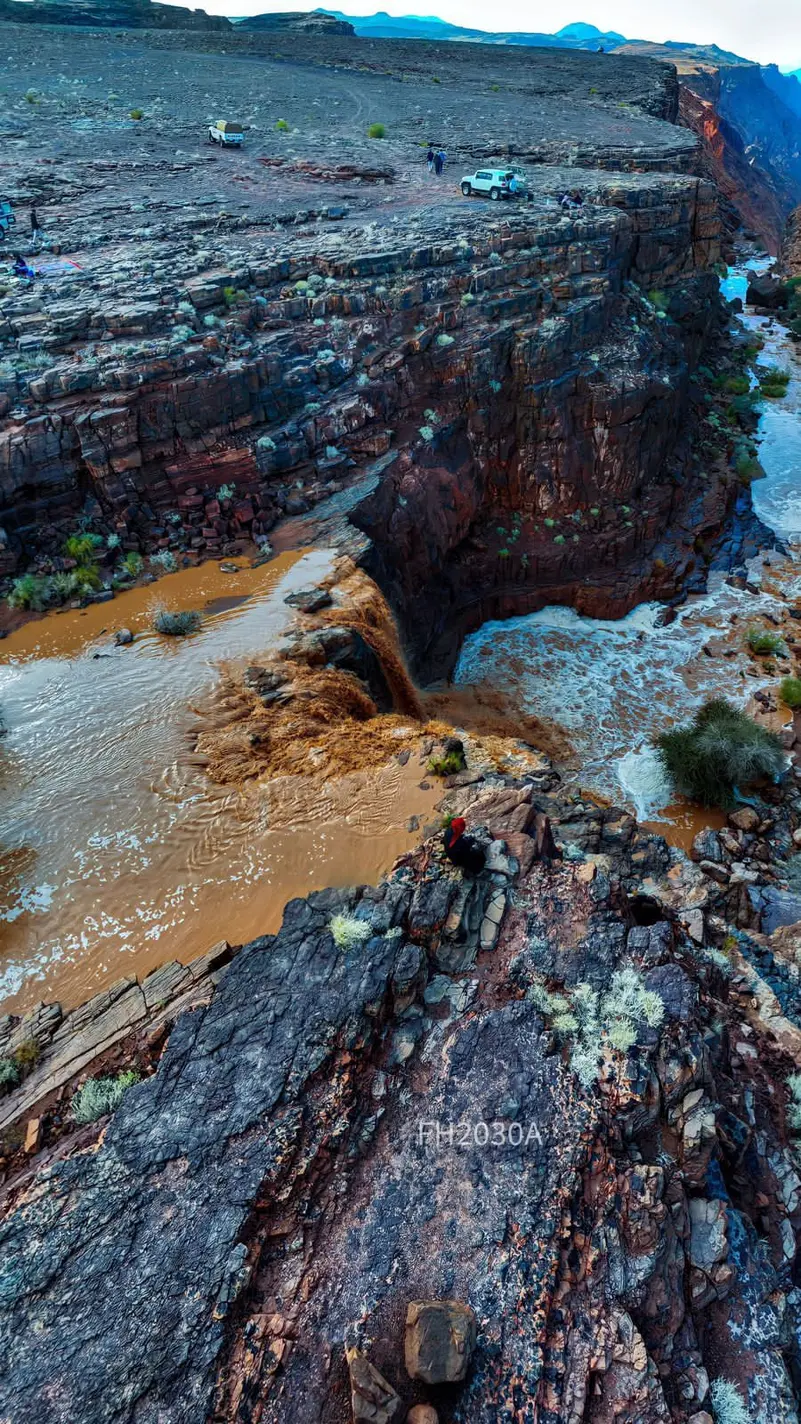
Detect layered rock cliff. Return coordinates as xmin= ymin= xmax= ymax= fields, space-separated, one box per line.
xmin=0 ymin=169 xmax=724 ymax=671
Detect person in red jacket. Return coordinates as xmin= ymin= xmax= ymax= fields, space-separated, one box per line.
xmin=442 ymin=817 xmax=485 ymax=874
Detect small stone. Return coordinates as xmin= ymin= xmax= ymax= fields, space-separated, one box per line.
xmin=114 ymin=628 xmax=133 ymax=646
xmin=729 ymin=807 xmax=760 ymax=832
xmin=699 ymin=860 xmax=729 ymax=885
xmin=405 ymin=1300 xmax=477 ymax=1385
xmin=347 ymin=1348 xmax=401 ymax=1423
xmin=24 ymin=1117 xmax=41 ymax=1154
xmin=407 ymin=1409 xmax=438 ymax=1424
xmin=792 ymin=828 xmax=801 ymax=847
xmin=681 ymin=908 xmax=705 ymax=945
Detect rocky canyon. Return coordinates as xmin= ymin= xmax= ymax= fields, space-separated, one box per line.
xmin=2 ymin=14 xmax=801 ymax=1424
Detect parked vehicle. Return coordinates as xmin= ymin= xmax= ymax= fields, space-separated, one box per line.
xmin=460 ymin=168 xmax=517 ymax=200
xmin=208 ymin=121 xmax=244 ymax=147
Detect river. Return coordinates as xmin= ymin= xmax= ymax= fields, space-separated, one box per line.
xmin=2 ymin=260 xmax=797 ymax=1014
xmin=455 ymin=261 xmax=801 ymax=832
xmin=0 ymin=551 xmax=439 ymax=1013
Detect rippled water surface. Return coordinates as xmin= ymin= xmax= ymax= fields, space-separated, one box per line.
xmin=0 ymin=551 xmax=438 ymax=1011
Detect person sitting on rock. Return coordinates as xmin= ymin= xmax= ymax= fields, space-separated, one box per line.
xmin=442 ymin=817 xmax=486 ymax=875
xmin=11 ymin=253 xmax=34 ymax=281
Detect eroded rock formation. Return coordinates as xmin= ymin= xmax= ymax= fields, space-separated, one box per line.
xmin=2 ymin=776 xmax=801 ymax=1423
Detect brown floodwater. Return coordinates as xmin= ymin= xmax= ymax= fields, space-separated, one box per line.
xmin=0 ymin=551 xmax=440 ymax=1015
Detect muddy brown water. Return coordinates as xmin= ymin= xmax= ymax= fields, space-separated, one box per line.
xmin=0 ymin=551 xmax=440 ymax=1014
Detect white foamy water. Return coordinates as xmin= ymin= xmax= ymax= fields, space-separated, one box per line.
xmin=456 ymin=261 xmax=801 ymax=819
xmin=456 ymin=581 xmax=791 ymax=817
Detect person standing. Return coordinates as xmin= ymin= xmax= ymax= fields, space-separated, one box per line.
xmin=30 ymin=206 xmax=41 ymax=244
xmin=426 ymin=146 xmax=435 ymax=174
xmin=435 ymin=148 xmax=446 ymax=177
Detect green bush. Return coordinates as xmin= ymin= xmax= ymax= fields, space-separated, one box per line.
xmin=719 ymin=374 xmax=751 ymax=395
xmin=747 ymin=626 xmax=786 ymax=656
xmin=780 ymin=677 xmax=801 ymax=710
xmin=328 ymin=913 xmax=372 ymax=950
xmin=51 ymin=571 xmax=80 ymax=602
xmin=427 ymin=751 xmax=466 ymax=777
xmin=759 ymin=366 xmax=791 ymax=399
xmin=72 ymin=1070 xmax=139 ymax=1125
xmin=7 ymin=574 xmax=51 ymax=611
xmin=152 ymin=607 xmax=201 ymax=637
xmin=74 ymin=566 xmax=101 ymax=595
xmin=647 ymin=289 xmax=669 ymax=314
xmin=64 ymin=533 xmax=102 ymax=565
xmin=656 ymin=697 xmax=784 ymax=809
xmin=129 ymin=109 xmax=144 ymax=121
xmin=14 ymin=1038 xmax=40 ymax=1073
xmin=275 ymin=118 xmax=289 ymax=131
xmin=0 ymin=1058 xmax=20 ymax=1094
xmin=121 ymin=551 xmax=144 ymax=578
xmin=367 ymin=122 xmax=386 ymax=139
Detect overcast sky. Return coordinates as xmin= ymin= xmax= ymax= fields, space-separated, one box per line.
xmin=188 ymin=0 xmax=801 ymax=69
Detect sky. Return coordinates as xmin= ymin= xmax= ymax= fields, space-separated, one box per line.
xmin=185 ymin=0 xmax=801 ymax=69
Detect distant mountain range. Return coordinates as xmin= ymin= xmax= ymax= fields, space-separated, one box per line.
xmin=313 ymin=13 xmax=628 ymax=48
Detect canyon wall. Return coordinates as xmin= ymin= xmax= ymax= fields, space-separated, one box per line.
xmin=0 ymin=170 xmax=724 ymax=672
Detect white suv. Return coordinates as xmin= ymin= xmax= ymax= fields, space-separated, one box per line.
xmin=460 ymin=168 xmax=515 ymax=200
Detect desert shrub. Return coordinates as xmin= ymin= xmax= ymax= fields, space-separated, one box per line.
xmin=329 ymin=913 xmax=372 ymax=950
xmin=64 ymin=533 xmax=102 ymax=565
xmin=780 ymin=677 xmax=801 ymax=710
xmin=51 ymin=571 xmax=80 ymax=601
xmin=569 ymin=968 xmax=664 ymax=1088
xmin=24 ymin=88 xmax=39 ymax=103
xmin=152 ymin=607 xmax=201 ymax=637
xmin=367 ymin=122 xmax=386 ymax=139
xmin=709 ymin=1379 xmax=749 ymax=1424
xmin=216 ymin=483 xmax=236 ymax=501
xmin=758 ymin=366 xmax=790 ymax=399
xmin=719 ymin=374 xmax=750 ymax=395
xmin=107 ymin=532 xmax=121 ymax=550
xmin=121 ymin=551 xmax=143 ymax=578
xmin=747 ymin=626 xmax=786 ymax=656
xmin=14 ymin=1038 xmax=40 ymax=1072
xmin=275 ymin=118 xmax=289 ymax=131
xmin=656 ymin=697 xmax=784 ymax=809
xmin=151 ymin=550 xmax=178 ymax=573
xmin=74 ymin=566 xmax=101 ymax=595
xmin=427 ymin=751 xmax=465 ymax=777
xmin=72 ymin=1070 xmax=139 ymax=1125
xmin=129 ymin=108 xmax=144 ymax=121
xmin=0 ymin=1058 xmax=20 ymax=1093
xmin=647 ymin=289 xmax=669 ymax=314
xmin=7 ymin=574 xmax=51 ymax=611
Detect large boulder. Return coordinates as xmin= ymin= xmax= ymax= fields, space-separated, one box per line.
xmin=404 ymin=1301 xmax=477 ymax=1385
xmin=745 ymin=269 xmax=788 ymax=309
